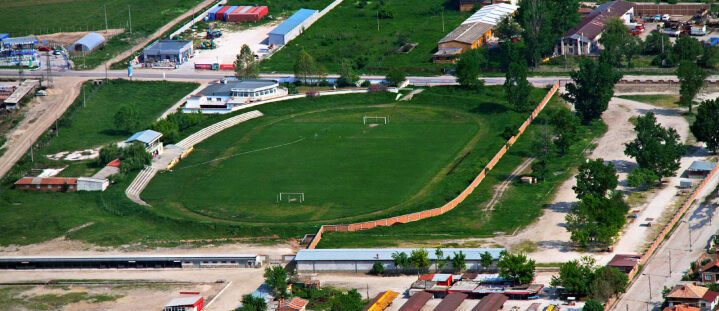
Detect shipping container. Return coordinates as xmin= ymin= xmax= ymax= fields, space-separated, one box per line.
xmin=208 ymin=6 xmax=222 ymax=20
xmin=195 ymin=64 xmax=212 ymax=69
xmin=223 ymin=6 xmax=239 ymax=20
xmin=215 ymin=6 xmax=232 ymax=20
xmin=219 ymin=64 xmax=234 ymax=70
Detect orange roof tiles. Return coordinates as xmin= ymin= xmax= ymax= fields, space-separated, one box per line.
xmin=667 ymin=284 xmax=709 ymax=299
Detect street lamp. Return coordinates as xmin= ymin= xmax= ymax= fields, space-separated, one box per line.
xmin=684 ymin=220 xmax=693 ymax=252
xmin=643 ymin=273 xmax=653 ymax=301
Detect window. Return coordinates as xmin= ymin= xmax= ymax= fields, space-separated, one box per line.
xmin=707 ymin=274 xmax=713 ymax=281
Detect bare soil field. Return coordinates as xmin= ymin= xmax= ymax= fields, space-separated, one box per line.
xmin=37 ymin=29 xmax=124 ymax=48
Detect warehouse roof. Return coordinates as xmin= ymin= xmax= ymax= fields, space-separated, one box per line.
xmin=125 ymin=129 xmax=162 ymax=144
xmin=199 ymin=79 xmax=278 ymax=96
xmin=144 ymin=40 xmax=192 ymax=55
xmin=71 ymin=32 xmax=105 ymax=51
xmin=270 ymin=8 xmax=318 ymax=36
xmin=434 ymin=292 xmax=468 ymax=311
xmin=472 ymin=293 xmax=508 ymax=311
xmin=463 ymin=3 xmax=518 ymax=25
xmin=165 ymin=296 xmax=202 ymax=307
xmin=564 ymin=1 xmax=633 ymax=41
xmin=2 ymin=35 xmax=37 ymax=46
xmin=439 ymin=22 xmax=493 ymax=44
xmin=295 ymin=248 xmax=505 ymax=261
xmin=399 ymin=292 xmax=433 ymax=311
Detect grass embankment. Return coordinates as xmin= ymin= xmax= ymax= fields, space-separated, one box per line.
xmin=0 ymin=0 xmax=209 ymax=70
xmin=0 ymin=86 xmax=554 ymax=247
xmin=317 ymin=93 xmax=607 ymax=248
xmin=618 ymin=94 xmax=681 ymax=110
xmin=261 ymin=0 xmax=467 ymax=74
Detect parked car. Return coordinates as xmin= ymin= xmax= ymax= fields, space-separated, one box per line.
xmin=38 ymin=46 xmax=51 ymax=51
xmin=691 ymin=25 xmax=707 ymax=36
xmin=660 ymin=28 xmax=682 ymax=37
xmin=662 ymin=14 xmax=671 ymax=21
xmin=36 ymin=90 xmax=48 ymax=96
xmin=706 ymin=37 xmax=719 ymax=46
xmin=653 ymin=14 xmax=662 ymax=21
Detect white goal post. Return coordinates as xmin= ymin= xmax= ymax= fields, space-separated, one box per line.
xmin=363 ymin=116 xmax=388 ymax=125
xmin=277 ymin=192 xmax=305 ymax=203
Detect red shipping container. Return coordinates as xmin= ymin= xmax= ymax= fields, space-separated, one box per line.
xmin=215 ymin=6 xmax=232 ymax=20
xmin=195 ymin=64 xmax=212 ymax=69
xmin=219 ymin=64 xmax=234 ymax=70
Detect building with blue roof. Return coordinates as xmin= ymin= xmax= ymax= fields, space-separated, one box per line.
xmin=687 ymin=161 xmax=716 ymax=178
xmin=268 ymin=8 xmax=319 ymax=46
xmin=124 ymin=129 xmax=164 ymax=157
xmin=294 ymin=248 xmax=504 ymax=273
xmin=69 ymin=33 xmax=105 ymax=52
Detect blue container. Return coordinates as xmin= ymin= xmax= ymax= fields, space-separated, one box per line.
xmin=223 ymin=6 xmax=239 ymax=20
xmin=208 ymin=6 xmax=222 ymax=20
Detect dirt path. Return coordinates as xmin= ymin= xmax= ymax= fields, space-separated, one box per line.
xmin=486 ymin=157 xmax=534 ymax=210
xmin=0 ymin=77 xmax=85 ymax=180
xmin=100 ymin=0 xmax=216 ymax=69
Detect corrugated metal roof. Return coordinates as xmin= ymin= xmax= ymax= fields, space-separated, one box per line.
xmin=2 ymin=35 xmax=37 ymax=46
xmin=471 ymin=293 xmax=508 ymax=311
xmin=14 ymin=177 xmax=77 ymax=185
xmin=199 ymin=79 xmax=278 ymax=96
xmin=399 ymin=292 xmax=433 ymax=311
xmin=432 ymin=274 xmax=452 ymax=282
xmin=462 ymin=3 xmax=518 ymax=26
xmin=71 ymin=32 xmax=105 ymax=51
xmin=165 ymin=296 xmax=202 ymax=307
xmin=125 ymin=129 xmax=162 ymax=144
xmin=439 ymin=22 xmax=493 ymax=44
xmin=564 ymin=1 xmax=633 ymax=40
xmin=689 ymin=161 xmax=716 ymax=171
xmin=294 ymin=248 xmax=505 ymax=262
xmin=433 ymin=292 xmax=467 ymax=311
xmin=143 ymin=40 xmax=192 ymax=55
xmin=270 ymin=9 xmax=318 ymax=36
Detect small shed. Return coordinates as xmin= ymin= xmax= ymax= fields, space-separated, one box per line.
xmin=471 ymin=293 xmax=508 ymax=311
xmin=399 ymin=292 xmax=433 ymax=311
xmin=142 ymin=40 xmax=193 ymax=65
xmin=433 ymin=292 xmax=468 ymax=311
xmin=162 ymin=296 xmax=203 ymax=311
xmin=77 ymin=177 xmax=109 ymax=191
xmin=432 ymin=274 xmax=453 ymax=287
xmin=687 ymin=161 xmax=716 ymax=178
xmin=278 ymin=297 xmax=309 ymax=311
xmin=69 ymin=32 xmax=105 ymax=51
xmin=607 ymin=254 xmax=641 ymax=273
xmin=268 ymin=9 xmax=319 ymax=46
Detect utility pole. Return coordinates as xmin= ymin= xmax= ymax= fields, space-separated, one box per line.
xmin=647 ymin=274 xmax=652 ymax=301
xmin=104 ymin=4 xmax=108 ymax=32
xmin=442 ymin=10 xmax=445 ymax=32
xmin=668 ymin=250 xmax=672 ymax=275
xmin=46 ymin=52 xmax=51 ymax=88
xmin=377 ymin=11 xmax=379 ymax=31
xmin=82 ymin=84 xmax=86 ymax=107
xmin=128 ymin=5 xmax=132 ymax=35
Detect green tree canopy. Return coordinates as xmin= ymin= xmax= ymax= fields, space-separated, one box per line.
xmin=691 ymin=99 xmax=719 ymax=153
xmin=572 ymin=158 xmax=618 ymax=200
xmin=548 ymin=106 xmax=579 ymax=155
xmin=562 ymin=57 xmax=623 ymax=124
xmin=386 ymin=68 xmax=407 ymax=87
xmin=624 ymin=111 xmax=686 ymax=183
xmin=263 ymin=265 xmax=288 ymax=299
xmin=434 ymin=248 xmax=447 ymax=272
xmin=550 ymin=256 xmax=596 ymax=296
xmin=293 ymin=49 xmax=316 ymax=84
xmin=330 ymin=289 xmax=364 ymax=311
xmin=498 ymin=251 xmax=536 ymax=285
xmin=392 ymin=251 xmax=409 ymax=272
xmin=643 ymin=31 xmax=671 ymax=55
xmin=677 ymin=60 xmax=709 ymax=113
xmin=598 ymin=18 xmax=630 ymax=67
xmin=456 ymin=49 xmax=486 ymax=89
xmin=113 ymin=103 xmax=141 ymax=134
xmin=337 ymin=59 xmax=360 ymax=87
xmin=480 ymin=251 xmax=494 ymax=271
xmin=234 ymin=44 xmax=259 ymax=79
xmin=673 ymin=36 xmax=703 ymax=62
xmin=240 ymin=294 xmax=267 ymax=311
xmin=410 ymin=248 xmax=431 ymax=273
xmin=566 ymin=192 xmax=629 ymax=247
xmin=701 ymin=45 xmax=719 ymax=69
xmin=451 ymin=251 xmax=467 ymax=273
xmin=583 ymin=299 xmax=604 ymax=311
xmin=505 ymin=61 xmax=531 ymax=112
xmin=589 ymin=266 xmax=628 ymax=302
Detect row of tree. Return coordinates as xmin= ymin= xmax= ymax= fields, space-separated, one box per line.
xmin=551 ymin=256 xmax=628 ymax=303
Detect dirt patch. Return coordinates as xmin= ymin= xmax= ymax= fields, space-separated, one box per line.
xmin=37 ymin=29 xmax=124 ymax=48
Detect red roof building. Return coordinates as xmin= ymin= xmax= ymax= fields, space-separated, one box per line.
xmin=278 ymin=297 xmax=309 ymax=311
xmin=163 ymin=296 xmax=203 ymax=311
xmin=607 ymin=254 xmax=642 ymax=273
xmin=226 ymin=6 xmax=268 ymax=23
xmin=14 ymin=177 xmax=77 ymax=192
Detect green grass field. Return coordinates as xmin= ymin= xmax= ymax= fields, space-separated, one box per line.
xmin=43 ymin=80 xmax=198 ymax=154
xmin=260 ymin=0 xmax=468 ymax=74
xmin=0 ymin=85 xmax=601 ymax=249
xmin=143 ymin=106 xmax=478 ymax=223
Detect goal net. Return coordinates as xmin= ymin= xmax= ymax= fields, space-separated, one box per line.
xmin=363 ymin=116 xmax=388 ymax=125
xmin=277 ymin=192 xmax=305 ymax=203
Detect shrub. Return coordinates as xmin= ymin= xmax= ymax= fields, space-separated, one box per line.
xmin=371 ymin=262 xmax=385 ymax=275
xmin=360 ymin=80 xmax=371 ymax=87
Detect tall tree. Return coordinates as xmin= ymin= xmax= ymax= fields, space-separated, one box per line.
xmin=434 ymin=248 xmax=447 ymax=272
xmin=497 ymin=252 xmax=536 ymax=285
xmin=624 ymin=111 xmax=686 ymax=183
xmin=456 ymin=49 xmax=486 ymax=89
xmin=598 ymin=18 xmax=630 ymax=67
xmin=240 ymin=294 xmax=267 ymax=311
xmin=562 ymin=57 xmax=623 ymax=124
xmin=263 ymin=265 xmax=288 ymax=299
xmin=622 ymin=36 xmax=642 ymax=68
xmin=385 ymin=68 xmax=407 ymax=87
xmin=494 ymin=17 xmax=522 ymax=42
xmin=548 ymin=106 xmax=579 ymax=155
xmin=547 ymin=0 xmax=580 ymax=39
xmin=550 ymin=256 xmax=596 ymax=296
xmin=234 ymin=44 xmax=259 ymax=79
xmin=572 ymin=158 xmax=618 ymax=200
xmin=643 ymin=31 xmax=671 ymax=55
xmin=480 ymin=251 xmax=494 ymax=272
xmin=505 ymin=61 xmax=531 ymax=111
xmin=391 ymin=251 xmax=409 ymax=273
xmin=337 ymin=59 xmax=359 ymax=87
xmin=673 ymin=36 xmax=703 ymax=62
xmin=293 ymin=49 xmax=315 ymax=84
xmin=451 ymin=251 xmax=466 ymax=273
xmin=566 ymin=192 xmax=629 ymax=247
xmin=701 ymin=45 xmax=719 ymax=69
xmin=589 ymin=266 xmax=628 ymax=302
xmin=113 ymin=103 xmax=141 ymax=134
xmin=518 ymin=0 xmax=551 ymax=68
xmin=410 ymin=248 xmax=431 ymax=273
xmin=677 ymin=60 xmax=708 ymax=113
xmin=691 ymin=99 xmax=719 ymax=153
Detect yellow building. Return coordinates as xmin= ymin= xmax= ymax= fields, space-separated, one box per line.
xmin=434 ymin=22 xmax=493 ymax=63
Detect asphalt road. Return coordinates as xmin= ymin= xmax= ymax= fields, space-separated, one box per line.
xmin=612 ymin=172 xmax=719 ymax=311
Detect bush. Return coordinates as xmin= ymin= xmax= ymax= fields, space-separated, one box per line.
xmin=385 ymin=69 xmax=406 ymax=87
xmin=360 ymin=80 xmax=371 ymax=87
xmin=371 ymin=262 xmax=385 ymax=275
xmin=378 ymin=7 xmax=394 ymax=18
xmin=501 ymin=126 xmax=518 ymax=140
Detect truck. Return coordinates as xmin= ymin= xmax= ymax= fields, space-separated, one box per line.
xmin=206 ymin=29 xmax=223 ymax=39
xmin=691 ymin=25 xmax=707 ymax=36
xmin=660 ymin=28 xmax=682 ymax=37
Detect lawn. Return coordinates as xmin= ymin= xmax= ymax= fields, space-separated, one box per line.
xmin=143 ymin=106 xmax=479 ymax=223
xmin=42 ymin=79 xmax=198 ymax=154
xmin=260 ymin=0 xmax=468 ymax=74
xmin=617 ymin=94 xmax=682 ymax=110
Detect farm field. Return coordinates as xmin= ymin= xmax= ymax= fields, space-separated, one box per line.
xmin=43 ymin=80 xmax=198 ymax=154
xmin=260 ymin=0 xmax=469 ymax=74
xmin=0 ymin=86 xmax=568 ymax=247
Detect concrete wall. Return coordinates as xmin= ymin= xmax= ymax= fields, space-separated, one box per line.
xmin=297 ymin=260 xmax=491 ymax=273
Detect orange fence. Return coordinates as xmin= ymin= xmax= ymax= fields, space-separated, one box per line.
xmin=607 ymin=162 xmax=719 ymax=310
xmin=307 ymin=81 xmax=561 ymax=249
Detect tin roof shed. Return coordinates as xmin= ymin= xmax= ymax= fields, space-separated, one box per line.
xmin=270 ymin=9 xmax=318 ymax=35
xmin=70 ymin=32 xmax=105 ymax=51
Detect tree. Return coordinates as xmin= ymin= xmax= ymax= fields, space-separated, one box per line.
xmin=119 ymin=142 xmax=151 ymax=173
xmin=385 ymin=68 xmax=406 ymax=87
xmin=234 ymin=44 xmax=259 ymax=79
xmin=627 ymin=167 xmax=658 ymax=188
xmin=371 ymin=262 xmax=385 ymax=275
xmin=480 ymin=251 xmax=494 ymax=272
xmin=589 ymin=266 xmax=628 ymax=302
xmin=391 ymin=251 xmax=409 ymax=273
xmin=531 ymin=159 xmax=547 ymax=181
xmin=337 ymin=59 xmax=359 ymax=87
xmin=530 ymin=126 xmax=553 ymax=181
xmin=456 ymin=50 xmax=486 ymax=89
xmin=583 ymin=300 xmax=604 ymax=311
xmin=643 ymin=31 xmax=671 ymax=55
xmin=547 ymin=0 xmax=580 ymax=40
xmin=622 ymin=36 xmax=642 ymax=68
xmin=240 ymin=294 xmax=267 ymax=311
xmin=451 ymin=251 xmax=466 ymax=273
xmin=434 ymin=248 xmax=447 ymax=272
xmin=548 ymin=106 xmax=579 ymax=155
xmin=498 ymin=252 xmax=536 ymax=285
xmin=598 ymin=18 xmax=630 ymax=67
xmin=329 ymin=289 xmax=364 ymax=311
xmin=562 ymin=57 xmax=623 ymax=124
xmin=409 ymin=248 xmax=431 ymax=273
xmin=263 ymin=265 xmax=288 ymax=299
xmin=572 ymin=158 xmax=618 ymax=200
xmin=518 ymin=0 xmax=551 ymax=68
xmin=673 ymin=36 xmax=703 ymax=62
xmin=624 ymin=111 xmax=686 ymax=183
xmin=691 ymin=99 xmax=719 ymax=153
xmin=98 ymin=143 xmax=121 ymax=166
xmin=566 ymin=192 xmax=629 ymax=247
xmin=505 ymin=61 xmax=531 ymax=111
xmin=113 ymin=103 xmax=141 ymax=133
xmin=494 ymin=17 xmax=522 ymax=41
xmin=293 ymin=49 xmax=315 ymax=84
xmin=149 ymin=119 xmax=180 ymax=144
xmin=677 ymin=60 xmax=708 ymax=113
xmin=701 ymin=45 xmax=719 ymax=69
xmin=550 ymin=256 xmax=596 ymax=296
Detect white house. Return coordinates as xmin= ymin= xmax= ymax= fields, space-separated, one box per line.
xmin=182 ymin=79 xmax=286 ymax=114
xmin=123 ymin=129 xmax=164 ymax=157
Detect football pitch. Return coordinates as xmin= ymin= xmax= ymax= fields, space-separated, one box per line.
xmin=143 ymin=106 xmax=480 ymax=223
